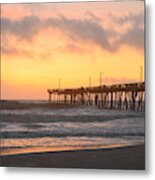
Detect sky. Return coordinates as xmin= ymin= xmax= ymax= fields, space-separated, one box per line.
xmin=1 ymin=1 xmax=144 ymax=100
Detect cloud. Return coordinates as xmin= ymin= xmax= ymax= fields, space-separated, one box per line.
xmin=45 ymin=14 xmax=112 ymax=51
xmin=1 ymin=16 xmax=41 ymax=41
xmin=112 ymin=12 xmax=144 ymax=29
xmin=118 ymin=27 xmax=144 ymax=50
xmin=1 ymin=43 xmax=33 ymax=58
xmin=1 ymin=14 xmax=112 ymax=54
xmin=60 ymin=43 xmax=86 ymax=54
xmin=1 ymin=12 xmax=144 ymax=57
xmin=1 ymin=41 xmax=54 ymax=60
xmin=106 ymin=12 xmax=144 ymax=51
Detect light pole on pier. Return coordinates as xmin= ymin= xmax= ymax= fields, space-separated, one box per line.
xmin=140 ymin=66 xmax=143 ymax=82
xmin=58 ymin=79 xmax=61 ymax=90
xmin=99 ymin=72 xmax=104 ymax=86
xmin=89 ymin=76 xmax=92 ymax=87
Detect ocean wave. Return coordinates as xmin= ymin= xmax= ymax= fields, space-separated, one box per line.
xmin=1 ymin=131 xmax=145 ymax=139
xmin=0 ymin=107 xmax=144 ymax=117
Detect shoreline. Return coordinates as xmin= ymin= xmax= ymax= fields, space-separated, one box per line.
xmin=0 ymin=100 xmax=80 ymax=110
xmin=0 ymin=144 xmax=145 ymax=170
xmin=1 ymin=143 xmax=144 ymax=156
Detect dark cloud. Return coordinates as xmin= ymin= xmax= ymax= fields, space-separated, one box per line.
xmin=1 ymin=16 xmax=41 ymax=41
xmin=107 ymin=12 xmax=144 ymax=51
xmin=1 ymin=14 xmax=112 ymax=53
xmin=112 ymin=12 xmax=144 ymax=28
xmin=119 ymin=13 xmax=144 ymax=50
xmin=46 ymin=15 xmax=111 ymax=51
xmin=118 ymin=27 xmax=144 ymax=50
xmin=1 ymin=12 xmax=144 ymax=57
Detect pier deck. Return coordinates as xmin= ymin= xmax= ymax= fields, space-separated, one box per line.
xmin=47 ymin=82 xmax=145 ymax=111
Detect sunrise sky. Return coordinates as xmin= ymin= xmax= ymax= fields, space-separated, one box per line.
xmin=1 ymin=1 xmax=144 ymax=100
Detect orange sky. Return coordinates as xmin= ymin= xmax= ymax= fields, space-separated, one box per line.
xmin=1 ymin=1 xmax=144 ymax=100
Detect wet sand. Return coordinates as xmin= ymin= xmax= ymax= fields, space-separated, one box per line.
xmin=0 ymin=145 xmax=145 ymax=170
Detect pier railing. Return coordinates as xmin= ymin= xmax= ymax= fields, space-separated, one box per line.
xmin=47 ymin=82 xmax=145 ymax=111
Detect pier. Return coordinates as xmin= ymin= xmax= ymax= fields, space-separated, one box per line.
xmin=47 ymin=82 xmax=145 ymax=111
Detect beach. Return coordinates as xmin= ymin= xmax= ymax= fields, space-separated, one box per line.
xmin=0 ymin=145 xmax=145 ymax=170
xmin=0 ymin=100 xmax=145 ymax=169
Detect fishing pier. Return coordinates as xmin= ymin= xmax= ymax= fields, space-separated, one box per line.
xmin=47 ymin=82 xmax=145 ymax=111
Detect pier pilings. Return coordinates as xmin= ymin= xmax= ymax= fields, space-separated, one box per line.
xmin=47 ymin=82 xmax=145 ymax=111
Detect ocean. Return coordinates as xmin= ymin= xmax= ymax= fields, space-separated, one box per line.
xmin=0 ymin=100 xmax=145 ymax=155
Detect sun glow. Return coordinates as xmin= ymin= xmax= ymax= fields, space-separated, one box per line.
xmin=1 ymin=1 xmax=144 ymax=99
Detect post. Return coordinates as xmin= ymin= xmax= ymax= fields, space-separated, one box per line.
xmin=47 ymin=90 xmax=52 ymax=102
xmin=125 ymin=92 xmax=128 ymax=110
xmin=70 ymin=94 xmax=73 ymax=104
xmin=49 ymin=92 xmax=52 ymax=102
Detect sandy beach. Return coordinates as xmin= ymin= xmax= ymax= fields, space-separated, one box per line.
xmin=0 ymin=145 xmax=145 ymax=170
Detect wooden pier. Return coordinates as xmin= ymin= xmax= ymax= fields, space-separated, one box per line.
xmin=47 ymin=82 xmax=145 ymax=111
